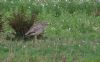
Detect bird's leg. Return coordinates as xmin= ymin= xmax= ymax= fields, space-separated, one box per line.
xmin=35 ymin=35 xmax=37 ymax=41
xmin=34 ymin=35 xmax=38 ymax=44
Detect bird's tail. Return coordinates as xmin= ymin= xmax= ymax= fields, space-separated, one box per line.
xmin=25 ymin=32 xmax=36 ymax=37
xmin=25 ymin=30 xmax=31 ymax=36
xmin=25 ymin=32 xmax=29 ymax=36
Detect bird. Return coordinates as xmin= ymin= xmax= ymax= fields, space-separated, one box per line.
xmin=25 ymin=21 xmax=49 ymax=41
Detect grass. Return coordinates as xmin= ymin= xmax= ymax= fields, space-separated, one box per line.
xmin=0 ymin=0 xmax=100 ymax=62
xmin=0 ymin=38 xmax=100 ymax=62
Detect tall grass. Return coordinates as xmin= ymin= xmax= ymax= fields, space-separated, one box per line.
xmin=0 ymin=0 xmax=100 ymax=39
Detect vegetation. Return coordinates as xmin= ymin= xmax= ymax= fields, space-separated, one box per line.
xmin=0 ymin=0 xmax=100 ymax=62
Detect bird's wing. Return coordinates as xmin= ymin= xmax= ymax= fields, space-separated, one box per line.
xmin=28 ymin=28 xmax=43 ymax=36
xmin=25 ymin=25 xmax=42 ymax=36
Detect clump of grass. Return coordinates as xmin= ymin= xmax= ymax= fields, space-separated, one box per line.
xmin=0 ymin=13 xmax=3 ymax=32
xmin=9 ymin=6 xmax=38 ymax=38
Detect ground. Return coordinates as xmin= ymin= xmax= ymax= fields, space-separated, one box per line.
xmin=0 ymin=0 xmax=100 ymax=62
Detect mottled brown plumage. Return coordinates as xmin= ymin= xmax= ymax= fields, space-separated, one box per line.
xmin=25 ymin=21 xmax=48 ymax=37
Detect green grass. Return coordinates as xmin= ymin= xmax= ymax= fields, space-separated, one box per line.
xmin=0 ymin=38 xmax=100 ymax=62
xmin=0 ymin=0 xmax=100 ymax=62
